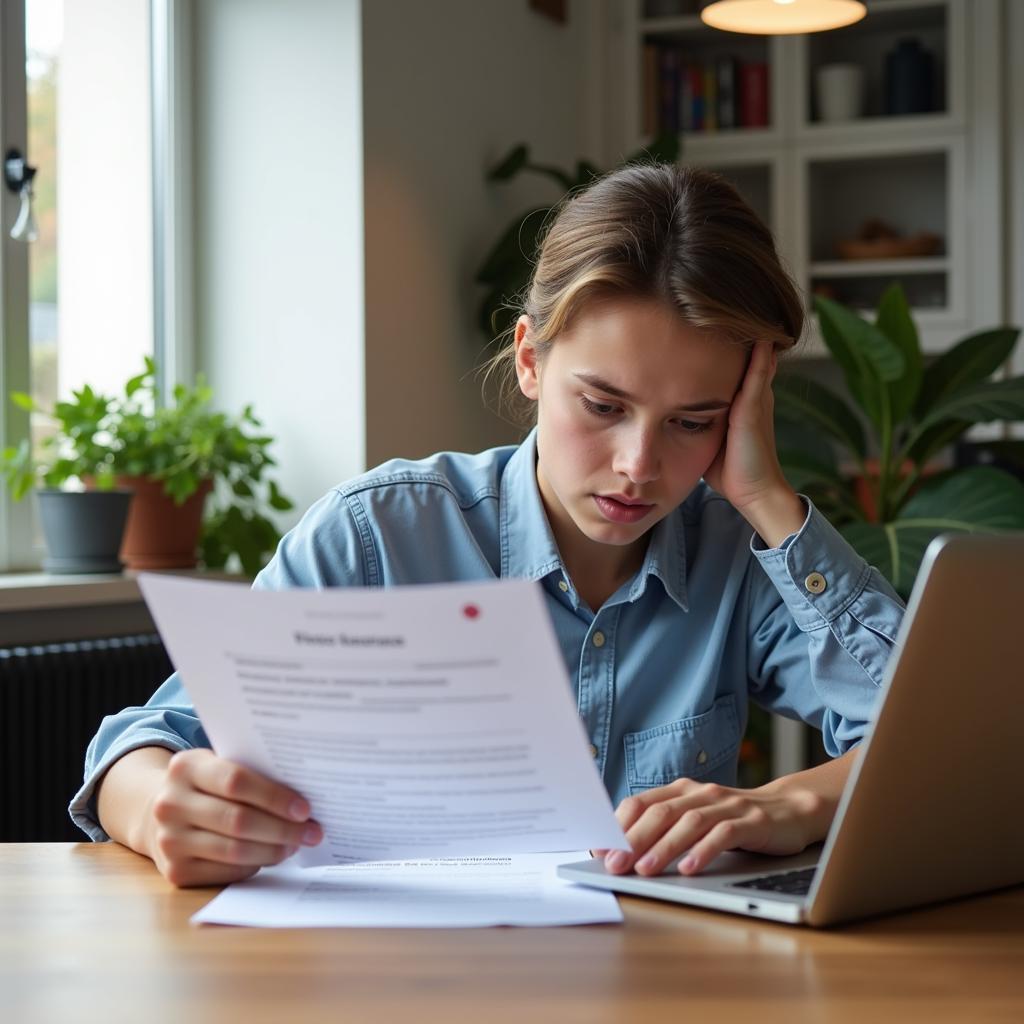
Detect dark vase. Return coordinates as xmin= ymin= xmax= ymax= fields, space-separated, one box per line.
xmin=36 ymin=489 xmax=134 ymax=574
xmin=885 ymin=38 xmax=934 ymax=115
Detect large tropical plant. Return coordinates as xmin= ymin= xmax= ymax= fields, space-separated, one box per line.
xmin=475 ymin=134 xmax=681 ymax=344
xmin=774 ymin=284 xmax=1024 ymax=597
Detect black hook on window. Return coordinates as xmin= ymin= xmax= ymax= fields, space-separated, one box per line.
xmin=4 ymin=148 xmax=37 ymax=193
xmin=4 ymin=148 xmax=39 ymax=242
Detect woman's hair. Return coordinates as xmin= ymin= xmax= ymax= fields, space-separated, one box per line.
xmin=482 ymin=162 xmax=804 ymax=422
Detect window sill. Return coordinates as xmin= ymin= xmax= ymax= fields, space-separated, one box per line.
xmin=0 ymin=568 xmax=247 ymax=612
xmin=0 ymin=569 xmax=248 ymax=646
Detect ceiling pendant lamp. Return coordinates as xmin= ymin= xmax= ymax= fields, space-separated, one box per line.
xmin=700 ymin=0 xmax=867 ymax=35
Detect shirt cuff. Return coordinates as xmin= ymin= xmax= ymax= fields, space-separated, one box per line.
xmin=750 ymin=496 xmax=872 ymax=631
xmin=68 ymin=732 xmax=193 ymax=843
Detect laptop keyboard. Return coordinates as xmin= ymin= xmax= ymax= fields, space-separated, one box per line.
xmin=731 ymin=866 xmax=816 ymax=896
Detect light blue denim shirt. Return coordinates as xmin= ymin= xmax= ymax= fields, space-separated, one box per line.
xmin=70 ymin=430 xmax=905 ymax=841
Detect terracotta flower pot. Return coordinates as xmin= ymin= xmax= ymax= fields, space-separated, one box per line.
xmin=851 ymin=459 xmax=937 ymax=523
xmin=116 ymin=475 xmax=214 ymax=570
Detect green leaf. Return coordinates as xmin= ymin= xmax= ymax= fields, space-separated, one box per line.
xmin=777 ymin=448 xmax=845 ymax=492
xmin=773 ymin=374 xmax=867 ymax=460
xmin=474 ymin=207 xmax=549 ymax=286
xmin=840 ymin=466 xmax=1024 ymax=596
xmin=10 ymin=392 xmax=36 ymax=412
xmin=268 ymin=479 xmax=294 ymax=511
xmin=574 ymin=160 xmax=602 ymax=187
xmin=902 ymin=418 xmax=972 ymax=467
xmin=624 ymin=131 xmax=681 ymax=167
xmin=917 ymin=376 xmax=1024 ymax=432
xmin=125 ymin=371 xmax=149 ymax=397
xmin=487 ymin=144 xmax=529 ymax=182
xmin=815 ymin=296 xmax=906 ymax=429
xmin=914 ymin=327 xmax=1020 ymax=418
xmin=874 ymin=283 xmax=922 ymax=423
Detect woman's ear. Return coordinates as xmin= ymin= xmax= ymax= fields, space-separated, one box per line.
xmin=513 ymin=315 xmax=540 ymax=402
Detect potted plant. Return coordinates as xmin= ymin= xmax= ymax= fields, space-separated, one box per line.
xmin=774 ymin=283 xmax=1024 ymax=597
xmin=2 ymin=358 xmax=293 ymax=577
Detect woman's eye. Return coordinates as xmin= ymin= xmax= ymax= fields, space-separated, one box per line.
xmin=579 ymin=395 xmax=619 ymax=417
xmin=675 ymin=419 xmax=713 ymax=433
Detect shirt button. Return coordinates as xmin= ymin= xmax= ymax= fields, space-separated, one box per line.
xmin=558 ymin=580 xmax=569 ymax=592
xmin=696 ymin=749 xmax=708 ymax=766
xmin=804 ymin=571 xmax=827 ymax=595
xmin=589 ymin=744 xmax=599 ymax=758
xmin=592 ymin=631 xmax=606 ymax=648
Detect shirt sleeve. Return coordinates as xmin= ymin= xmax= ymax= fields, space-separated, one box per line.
xmin=68 ymin=488 xmax=369 ymax=841
xmin=744 ymin=496 xmax=906 ymax=757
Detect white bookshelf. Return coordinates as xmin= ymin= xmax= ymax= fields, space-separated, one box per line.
xmin=617 ymin=0 xmax=1004 ymax=357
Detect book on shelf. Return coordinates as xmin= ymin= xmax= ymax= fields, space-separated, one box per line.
xmin=738 ymin=61 xmax=769 ymax=128
xmin=642 ymin=47 xmax=770 ymax=136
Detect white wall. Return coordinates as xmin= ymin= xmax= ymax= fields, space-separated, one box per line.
xmin=59 ymin=0 xmax=152 ymax=399
xmin=361 ymin=0 xmax=611 ymax=465
xmin=190 ymin=0 xmax=365 ymax=526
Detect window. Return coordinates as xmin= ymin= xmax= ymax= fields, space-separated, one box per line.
xmin=1 ymin=0 xmax=159 ymax=570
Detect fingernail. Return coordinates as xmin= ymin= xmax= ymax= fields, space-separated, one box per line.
xmin=302 ymin=824 xmax=321 ymax=846
xmin=635 ymin=853 xmax=657 ymax=873
xmin=680 ymin=855 xmax=697 ymax=874
xmin=289 ymin=800 xmax=309 ymax=822
xmin=605 ymin=850 xmax=631 ymax=873
xmin=284 ymin=845 xmax=299 ymax=857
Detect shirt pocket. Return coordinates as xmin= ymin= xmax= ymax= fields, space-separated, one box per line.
xmin=623 ymin=694 xmax=740 ymax=794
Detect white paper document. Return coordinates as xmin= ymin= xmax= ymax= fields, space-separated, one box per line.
xmin=137 ymin=575 xmax=626 ymax=864
xmin=191 ymin=852 xmax=622 ymax=928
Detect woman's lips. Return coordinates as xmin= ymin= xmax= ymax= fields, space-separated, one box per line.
xmin=593 ymin=494 xmax=655 ymax=524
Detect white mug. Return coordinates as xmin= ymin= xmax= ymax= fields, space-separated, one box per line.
xmin=816 ymin=63 xmax=865 ymax=122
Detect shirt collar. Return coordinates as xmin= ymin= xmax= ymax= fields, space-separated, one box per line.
xmin=499 ymin=428 xmax=564 ymax=582
xmin=499 ymin=428 xmax=690 ymax=611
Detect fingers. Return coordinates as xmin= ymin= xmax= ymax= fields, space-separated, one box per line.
xmin=154 ymin=827 xmax=298 ymax=870
xmin=169 ymin=748 xmax=312 ymax=824
xmin=153 ymin=786 xmax=320 ymax=849
xmin=743 ymin=341 xmax=776 ymax=396
xmin=160 ymin=856 xmax=263 ymax=890
xmin=679 ymin=818 xmax=761 ymax=877
xmin=151 ymin=749 xmax=324 ymax=888
xmin=605 ymin=780 xmax=706 ymax=872
xmin=606 ymin=782 xmax=775 ymax=877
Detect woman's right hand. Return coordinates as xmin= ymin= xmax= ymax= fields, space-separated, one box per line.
xmin=143 ymin=748 xmax=323 ymax=888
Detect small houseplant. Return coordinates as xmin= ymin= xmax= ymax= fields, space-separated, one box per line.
xmin=2 ymin=358 xmax=293 ymax=576
xmin=774 ymin=284 xmax=1024 ymax=597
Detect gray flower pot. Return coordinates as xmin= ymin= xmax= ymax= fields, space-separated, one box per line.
xmin=36 ymin=488 xmax=134 ymax=574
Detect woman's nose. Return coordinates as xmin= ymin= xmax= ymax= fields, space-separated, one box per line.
xmin=613 ymin=432 xmax=660 ymax=484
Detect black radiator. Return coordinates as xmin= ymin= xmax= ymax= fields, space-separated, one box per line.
xmin=0 ymin=635 xmax=173 ymax=841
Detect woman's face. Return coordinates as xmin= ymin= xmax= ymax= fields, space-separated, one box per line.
xmin=515 ymin=295 xmax=748 ymax=563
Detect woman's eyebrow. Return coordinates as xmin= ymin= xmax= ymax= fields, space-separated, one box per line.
xmin=573 ymin=372 xmax=731 ymax=412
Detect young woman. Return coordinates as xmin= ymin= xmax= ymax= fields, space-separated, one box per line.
xmin=71 ymin=164 xmax=904 ymax=888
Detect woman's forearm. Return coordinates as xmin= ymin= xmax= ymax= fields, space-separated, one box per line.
xmin=94 ymin=746 xmax=174 ymax=858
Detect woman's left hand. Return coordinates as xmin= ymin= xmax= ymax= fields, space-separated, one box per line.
xmin=702 ymin=340 xmax=805 ymax=547
xmin=595 ymin=777 xmax=828 ymax=877
xmin=703 ymin=340 xmax=787 ymax=514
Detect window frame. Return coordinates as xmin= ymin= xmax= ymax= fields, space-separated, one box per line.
xmin=0 ymin=0 xmax=189 ymax=573
xmin=0 ymin=0 xmax=34 ymax=572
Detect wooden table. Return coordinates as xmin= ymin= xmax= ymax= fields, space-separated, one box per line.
xmin=3 ymin=844 xmax=1024 ymax=1023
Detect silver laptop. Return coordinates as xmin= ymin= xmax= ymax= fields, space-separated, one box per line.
xmin=558 ymin=532 xmax=1024 ymax=926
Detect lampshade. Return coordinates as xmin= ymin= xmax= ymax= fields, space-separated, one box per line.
xmin=700 ymin=0 xmax=867 ymax=35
